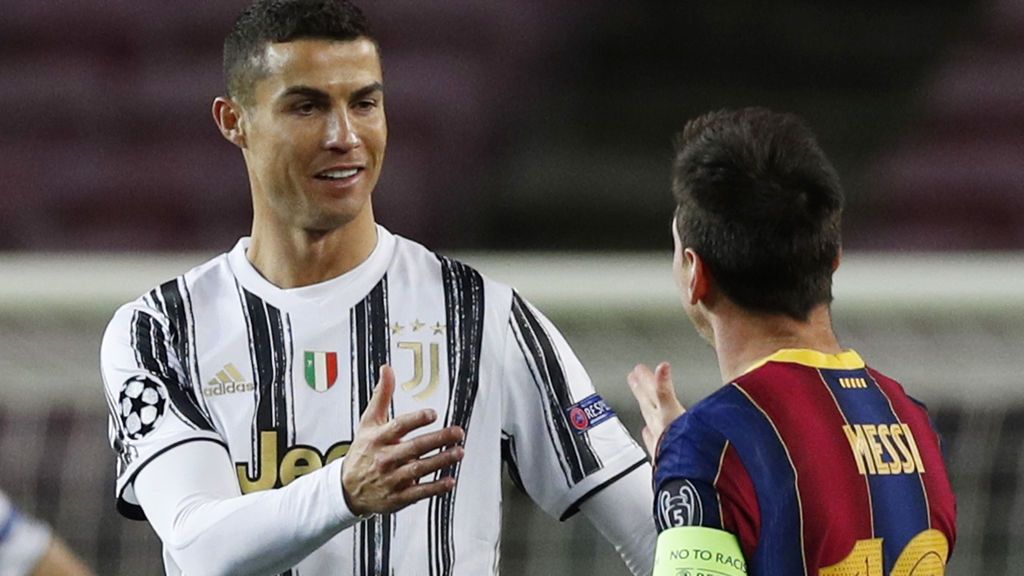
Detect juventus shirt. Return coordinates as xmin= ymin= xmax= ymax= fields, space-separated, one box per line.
xmin=101 ymin=227 xmax=648 ymax=575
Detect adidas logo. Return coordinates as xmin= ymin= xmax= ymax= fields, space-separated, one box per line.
xmin=203 ymin=363 xmax=255 ymax=397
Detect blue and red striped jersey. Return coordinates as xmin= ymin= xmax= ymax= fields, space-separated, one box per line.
xmin=653 ymin=349 xmax=956 ymax=575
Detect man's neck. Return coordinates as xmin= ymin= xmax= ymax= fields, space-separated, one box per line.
xmin=246 ymin=210 xmax=379 ymax=289
xmin=710 ymin=304 xmax=842 ymax=383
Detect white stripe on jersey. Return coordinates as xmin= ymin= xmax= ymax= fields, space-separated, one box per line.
xmin=100 ymin=226 xmax=647 ymax=575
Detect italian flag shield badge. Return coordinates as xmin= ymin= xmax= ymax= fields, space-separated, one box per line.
xmin=304 ymin=351 xmax=338 ymax=392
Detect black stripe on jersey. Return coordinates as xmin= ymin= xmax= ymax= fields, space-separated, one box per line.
xmin=510 ymin=292 xmax=600 ymax=485
xmin=350 ymin=278 xmax=392 ymax=576
xmin=131 ymin=310 xmax=215 ymax=432
xmin=429 ymin=256 xmax=486 ymax=576
xmin=558 ymin=457 xmax=647 ymax=521
xmin=153 ymin=279 xmax=215 ymax=425
xmin=241 ymin=289 xmax=294 ymax=485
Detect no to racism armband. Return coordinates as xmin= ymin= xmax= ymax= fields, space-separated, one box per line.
xmin=654 ymin=526 xmax=747 ymax=576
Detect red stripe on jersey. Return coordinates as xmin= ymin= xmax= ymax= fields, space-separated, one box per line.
xmin=326 ymin=352 xmax=338 ymax=386
xmin=734 ymin=362 xmax=874 ymax=568
xmin=868 ymin=367 xmax=958 ymax=550
xmin=717 ymin=442 xmax=760 ymax=559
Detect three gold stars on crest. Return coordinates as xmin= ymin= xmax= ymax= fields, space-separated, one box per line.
xmin=391 ymin=319 xmax=445 ymax=335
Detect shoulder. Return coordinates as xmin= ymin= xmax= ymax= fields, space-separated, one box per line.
xmin=865 ymin=365 xmax=936 ymax=425
xmin=660 ymin=391 xmax=732 ymax=453
xmin=657 ymin=384 xmax=764 ymax=469
xmin=102 ymin=252 xmax=231 ymax=347
xmin=389 ymin=233 xmax=515 ymax=312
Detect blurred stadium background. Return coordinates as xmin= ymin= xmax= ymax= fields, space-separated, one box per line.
xmin=1 ymin=0 xmax=1022 ymax=574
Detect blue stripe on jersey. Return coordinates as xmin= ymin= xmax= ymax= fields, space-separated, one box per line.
xmin=655 ymin=414 xmax=726 ymax=530
xmin=821 ymin=368 xmax=929 ymax=574
xmin=697 ymin=385 xmax=806 ymax=575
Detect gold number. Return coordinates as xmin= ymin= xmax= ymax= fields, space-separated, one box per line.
xmin=891 ymin=530 xmax=948 ymax=576
xmin=821 ymin=538 xmax=883 ymax=576
xmin=821 ymin=529 xmax=948 ymax=576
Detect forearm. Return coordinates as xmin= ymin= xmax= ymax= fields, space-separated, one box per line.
xmin=579 ymin=463 xmax=657 ymax=576
xmin=136 ymin=442 xmax=363 ymax=576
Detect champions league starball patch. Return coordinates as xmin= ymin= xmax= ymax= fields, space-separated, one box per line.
xmin=118 ymin=375 xmax=168 ymax=440
xmin=565 ymin=394 xmax=616 ymax=434
xmin=656 ymin=479 xmax=704 ymax=530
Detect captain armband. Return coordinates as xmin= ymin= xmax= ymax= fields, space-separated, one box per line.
xmin=654 ymin=526 xmax=747 ymax=576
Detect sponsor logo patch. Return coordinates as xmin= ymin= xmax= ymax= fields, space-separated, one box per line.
xmin=565 ymin=394 xmax=615 ymax=433
xmin=118 ymin=375 xmax=168 ymax=440
xmin=203 ymin=363 xmax=254 ymax=397
xmin=656 ymin=479 xmax=704 ymax=530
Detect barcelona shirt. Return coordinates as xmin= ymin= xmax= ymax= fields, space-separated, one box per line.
xmin=653 ymin=349 xmax=956 ymax=575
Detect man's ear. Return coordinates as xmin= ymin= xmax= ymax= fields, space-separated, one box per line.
xmin=685 ymin=248 xmax=711 ymax=306
xmin=832 ymin=246 xmax=842 ymax=272
xmin=212 ymin=97 xmax=247 ymax=149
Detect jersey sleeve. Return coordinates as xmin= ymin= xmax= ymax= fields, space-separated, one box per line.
xmin=654 ymin=409 xmax=760 ymax=557
xmin=100 ymin=300 xmax=226 ymax=520
xmin=500 ymin=292 xmax=647 ymax=520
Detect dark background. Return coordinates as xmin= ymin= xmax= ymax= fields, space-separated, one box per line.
xmin=1 ymin=0 xmax=1020 ymax=254
xmin=1 ymin=2 xmax=1022 ymax=574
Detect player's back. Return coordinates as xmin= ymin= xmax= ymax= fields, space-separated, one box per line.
xmin=654 ymin=349 xmax=956 ymax=575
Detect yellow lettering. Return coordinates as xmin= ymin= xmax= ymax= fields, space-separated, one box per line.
xmin=280 ymin=446 xmax=323 ymax=485
xmin=902 ymin=424 xmax=926 ymax=474
xmin=843 ymin=425 xmax=870 ymax=475
xmin=236 ymin=434 xmax=354 ymax=492
xmin=890 ymin=425 xmax=916 ymax=474
xmin=876 ymin=425 xmax=900 ymax=474
xmin=237 ymin=431 xmax=278 ymax=493
xmin=325 ymin=442 xmax=350 ymax=464
xmin=862 ymin=425 xmax=889 ymax=475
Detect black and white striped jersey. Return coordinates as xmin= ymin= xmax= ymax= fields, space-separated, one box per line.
xmin=101 ymin=226 xmax=647 ymax=575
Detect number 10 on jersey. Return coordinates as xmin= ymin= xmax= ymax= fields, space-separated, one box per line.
xmin=820 ymin=529 xmax=948 ymax=576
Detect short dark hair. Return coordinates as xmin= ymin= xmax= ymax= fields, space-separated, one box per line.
xmin=224 ymin=0 xmax=373 ymax=104
xmin=672 ymin=107 xmax=844 ymax=321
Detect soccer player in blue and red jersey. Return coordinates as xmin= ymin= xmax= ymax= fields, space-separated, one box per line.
xmin=628 ymin=108 xmax=956 ymax=575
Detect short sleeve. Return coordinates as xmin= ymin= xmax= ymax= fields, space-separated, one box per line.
xmin=500 ymin=292 xmax=646 ymax=520
xmin=100 ymin=301 xmax=226 ymax=520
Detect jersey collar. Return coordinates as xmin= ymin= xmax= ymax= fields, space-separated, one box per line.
xmin=741 ymin=348 xmax=865 ymax=376
xmin=228 ymin=225 xmax=396 ymax=308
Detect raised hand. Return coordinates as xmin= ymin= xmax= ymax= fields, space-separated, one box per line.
xmin=341 ymin=365 xmax=465 ymax=516
xmin=627 ymin=362 xmax=686 ymax=458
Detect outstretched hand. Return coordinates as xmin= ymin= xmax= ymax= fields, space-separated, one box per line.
xmin=627 ymin=362 xmax=686 ymax=458
xmin=342 ymin=365 xmax=465 ymax=516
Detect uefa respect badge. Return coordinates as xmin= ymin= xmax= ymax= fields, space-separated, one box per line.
xmin=654 ymin=526 xmax=747 ymax=576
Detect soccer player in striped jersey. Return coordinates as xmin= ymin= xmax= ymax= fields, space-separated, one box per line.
xmin=99 ymin=1 xmax=655 ymax=575
xmin=627 ymin=108 xmax=956 ymax=575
